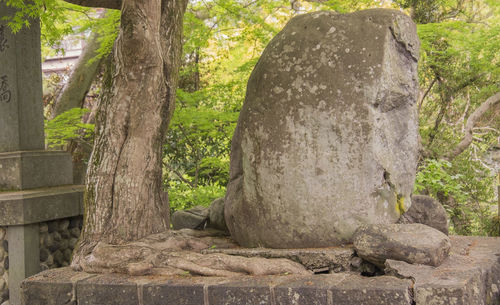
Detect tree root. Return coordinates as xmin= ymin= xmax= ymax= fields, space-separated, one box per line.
xmin=74 ymin=229 xmax=311 ymax=277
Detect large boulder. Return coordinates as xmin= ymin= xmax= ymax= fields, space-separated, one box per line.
xmin=353 ymin=223 xmax=451 ymax=267
xmin=208 ymin=198 xmax=228 ymax=232
xmin=224 ymin=9 xmax=420 ymax=248
xmin=171 ymin=206 xmax=209 ymax=230
xmin=398 ymin=195 xmax=449 ymax=235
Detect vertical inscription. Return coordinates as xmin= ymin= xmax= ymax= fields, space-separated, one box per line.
xmin=0 ymin=75 xmax=11 ymax=103
xmin=0 ymin=25 xmax=8 ymax=52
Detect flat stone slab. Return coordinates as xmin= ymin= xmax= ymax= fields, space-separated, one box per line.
xmin=385 ymin=236 xmax=500 ymax=305
xmin=202 ymin=246 xmax=355 ymax=273
xmin=353 ymin=223 xmax=451 ymax=267
xmin=0 ymin=185 xmax=83 ymax=225
xmin=21 ymin=236 xmax=500 ymax=305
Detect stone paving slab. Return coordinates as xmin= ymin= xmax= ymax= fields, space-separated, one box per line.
xmin=21 ymin=236 xmax=500 ymax=305
xmin=385 ymin=236 xmax=500 ymax=305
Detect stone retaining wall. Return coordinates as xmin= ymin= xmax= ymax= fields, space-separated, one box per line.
xmin=21 ymin=236 xmax=500 ymax=305
xmin=39 ymin=216 xmax=82 ymax=270
xmin=0 ymin=216 xmax=83 ymax=304
xmin=0 ymin=227 xmax=8 ymax=304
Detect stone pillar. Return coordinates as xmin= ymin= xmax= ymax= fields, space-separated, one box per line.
xmin=0 ymin=4 xmax=83 ymax=305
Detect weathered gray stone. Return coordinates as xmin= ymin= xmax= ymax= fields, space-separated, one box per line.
xmin=21 ymin=268 xmax=93 ymax=305
xmin=0 ymin=151 xmax=73 ymax=191
xmin=225 ymin=9 xmax=420 ymax=248
xmin=70 ymin=227 xmax=81 ymax=238
xmin=0 ymin=185 xmax=83 ymax=226
xmin=7 ymin=225 xmax=39 ymax=305
xmin=0 ymin=4 xmax=44 ymax=153
xmin=143 ymin=282 xmax=205 ymax=305
xmin=77 ymin=274 xmax=138 ymax=305
xmin=171 ymin=205 xmax=209 ymax=230
xmin=329 ymin=275 xmax=413 ymax=305
xmin=399 ymin=195 xmax=449 ymax=235
xmin=353 ymin=223 xmax=451 ymax=267
xmin=385 ymin=236 xmax=500 ymax=305
xmin=274 ymin=274 xmax=347 ymax=305
xmin=208 ymin=198 xmax=228 ymax=231
xmin=202 ymin=246 xmax=355 ymax=273
xmin=208 ymin=277 xmax=280 ymax=305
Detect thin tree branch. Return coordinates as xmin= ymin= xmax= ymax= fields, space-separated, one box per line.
xmin=418 ymin=77 xmax=437 ymax=113
xmin=163 ymin=161 xmax=195 ymax=188
xmin=447 ymin=91 xmax=500 ymax=159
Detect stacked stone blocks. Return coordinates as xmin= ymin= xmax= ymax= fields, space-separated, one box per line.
xmin=0 ymin=3 xmax=83 ymax=304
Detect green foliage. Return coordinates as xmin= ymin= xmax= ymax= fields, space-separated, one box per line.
xmin=167 ymin=180 xmax=226 ymax=214
xmin=44 ymin=108 xmax=94 ymax=149
xmin=1 ymin=0 xmax=119 ymax=60
xmin=413 ymin=0 xmax=499 ymax=235
xmin=415 ymin=156 xmax=497 ymax=235
xmin=415 ymin=159 xmax=467 ymax=203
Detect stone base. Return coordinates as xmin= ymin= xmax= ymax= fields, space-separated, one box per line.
xmin=0 ymin=185 xmax=83 ymax=226
xmin=21 ymin=236 xmax=500 ymax=305
xmin=0 ymin=151 xmax=73 ymax=191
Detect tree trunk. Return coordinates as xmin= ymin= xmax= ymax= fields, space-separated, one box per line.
xmin=50 ymin=29 xmax=104 ymax=119
xmin=72 ymin=0 xmax=187 ymax=268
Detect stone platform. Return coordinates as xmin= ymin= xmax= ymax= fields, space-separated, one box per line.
xmin=21 ymin=236 xmax=500 ymax=305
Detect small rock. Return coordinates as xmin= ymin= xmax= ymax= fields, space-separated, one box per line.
xmin=3 ymin=257 xmax=7 ymax=270
xmin=52 ymin=231 xmax=62 ymax=242
xmin=1 ymin=300 xmax=9 ymax=305
xmin=350 ymin=256 xmax=363 ymax=268
xmin=58 ymin=220 xmax=70 ymax=231
xmin=208 ymin=198 xmax=228 ymax=232
xmin=47 ymin=221 xmax=58 ymax=233
xmin=0 ymin=266 xmax=4 ymax=276
xmin=44 ymin=254 xmax=54 ymax=266
xmin=398 ymin=195 xmax=449 ymax=235
xmin=353 ymin=223 xmax=451 ymax=267
xmin=1 ymin=240 xmax=7 ymax=253
xmin=40 ymin=263 xmax=49 ymax=271
xmin=40 ymin=248 xmax=50 ymax=262
xmin=0 ymin=228 xmax=5 ymax=240
xmin=171 ymin=206 xmax=209 ymax=230
xmin=39 ymin=223 xmax=48 ymax=234
xmin=69 ymin=237 xmax=78 ymax=248
xmin=63 ymin=249 xmax=73 ymax=262
xmin=70 ymin=227 xmax=81 ymax=238
xmin=60 ymin=230 xmax=70 ymax=239
xmin=43 ymin=234 xmax=54 ymax=249
xmin=53 ymin=250 xmax=65 ymax=266
xmin=59 ymin=239 xmax=69 ymax=251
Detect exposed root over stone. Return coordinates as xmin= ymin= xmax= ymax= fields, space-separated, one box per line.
xmin=73 ymin=229 xmax=311 ymax=277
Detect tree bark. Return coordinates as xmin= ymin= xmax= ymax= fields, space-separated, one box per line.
xmin=71 ymin=0 xmax=188 ymax=268
xmin=51 ymin=29 xmax=104 ymax=119
xmin=447 ymin=91 xmax=500 ymax=159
